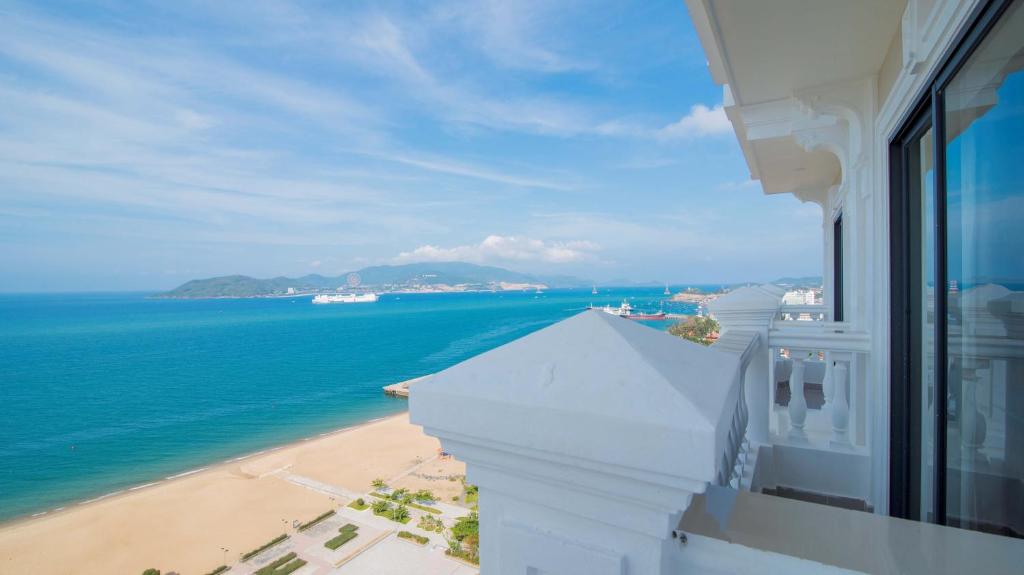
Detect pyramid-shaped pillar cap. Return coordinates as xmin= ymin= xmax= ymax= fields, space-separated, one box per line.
xmin=411 ymin=310 xmax=742 ymax=485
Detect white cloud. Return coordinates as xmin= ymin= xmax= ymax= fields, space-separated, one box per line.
xmin=716 ymin=179 xmax=761 ymax=191
xmin=657 ymin=104 xmax=732 ymax=139
xmin=395 ymin=235 xmax=599 ymax=264
xmin=359 ymin=150 xmax=577 ymax=191
xmin=434 ymin=0 xmax=593 ymax=73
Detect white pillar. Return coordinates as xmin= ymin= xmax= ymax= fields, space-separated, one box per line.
xmin=708 ymin=285 xmax=785 ymax=445
xmin=411 ymin=311 xmax=748 ymax=575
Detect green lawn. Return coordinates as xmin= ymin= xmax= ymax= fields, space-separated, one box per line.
xmin=324 ymin=530 xmax=358 ymax=550
xmin=298 ymin=510 xmax=335 ymax=531
xmin=398 ymin=530 xmax=429 ymax=545
xmin=254 ymin=552 xmax=307 ymax=575
xmin=373 ymin=507 xmax=412 ymax=524
xmin=241 ymin=534 xmax=289 ymax=562
xmin=347 ymin=499 xmax=369 ymax=511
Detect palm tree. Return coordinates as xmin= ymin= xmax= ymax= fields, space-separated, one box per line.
xmin=371 ymin=478 xmax=387 ymax=491
xmin=392 ymin=504 xmax=410 ymax=522
xmin=371 ymin=499 xmax=390 ymax=514
xmin=444 ymin=532 xmax=462 ymax=555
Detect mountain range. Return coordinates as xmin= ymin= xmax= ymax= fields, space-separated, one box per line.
xmin=158 ymin=262 xmax=592 ymax=298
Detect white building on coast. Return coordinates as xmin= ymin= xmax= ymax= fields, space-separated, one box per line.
xmin=411 ymin=1 xmax=1024 ymax=573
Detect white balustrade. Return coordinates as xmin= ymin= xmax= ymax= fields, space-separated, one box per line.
xmin=708 ymin=285 xmax=786 ymax=446
xmin=778 ymin=303 xmax=829 ymax=322
xmin=788 ymin=354 xmax=808 ymax=431
xmin=830 ymin=361 xmax=850 ymax=446
xmin=768 ymin=316 xmax=869 ymax=448
xmin=821 ymin=354 xmax=835 ymax=409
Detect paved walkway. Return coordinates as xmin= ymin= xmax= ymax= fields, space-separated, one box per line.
xmin=229 ymin=466 xmax=478 ymax=574
xmin=283 ymin=473 xmax=364 ymax=500
xmin=331 ymin=535 xmax=477 ymax=575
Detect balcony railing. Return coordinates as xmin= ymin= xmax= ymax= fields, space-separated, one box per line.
xmin=408 ymin=284 xmax=1022 ymax=573
xmin=768 ymin=317 xmax=870 ymax=448
xmin=778 ymin=303 xmax=830 ymax=322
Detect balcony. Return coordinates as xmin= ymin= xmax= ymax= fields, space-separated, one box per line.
xmin=408 ymin=285 xmax=1023 ymax=573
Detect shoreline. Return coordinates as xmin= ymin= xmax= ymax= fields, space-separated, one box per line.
xmin=0 ymin=412 xmax=402 ymax=529
xmin=0 ymin=410 xmax=464 ymax=575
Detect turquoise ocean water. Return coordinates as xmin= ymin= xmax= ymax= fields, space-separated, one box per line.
xmin=0 ymin=287 xmax=700 ymax=522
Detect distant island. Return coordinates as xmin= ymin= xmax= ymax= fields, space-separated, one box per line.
xmin=157 ymin=262 xmax=592 ymax=299
xmin=670 ymin=286 xmax=723 ymax=303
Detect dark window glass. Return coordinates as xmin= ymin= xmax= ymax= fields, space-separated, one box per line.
xmin=833 ymin=214 xmax=844 ymax=322
xmin=943 ymin=0 xmax=1024 ymax=538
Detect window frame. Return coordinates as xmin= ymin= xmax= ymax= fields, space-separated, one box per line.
xmin=832 ymin=213 xmax=844 ymax=323
xmin=888 ymin=0 xmax=1016 ymax=526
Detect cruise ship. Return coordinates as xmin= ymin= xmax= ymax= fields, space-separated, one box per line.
xmin=311 ymin=293 xmax=378 ymax=304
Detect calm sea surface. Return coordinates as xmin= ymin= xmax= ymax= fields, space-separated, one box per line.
xmin=0 ymin=287 xmax=701 ymax=521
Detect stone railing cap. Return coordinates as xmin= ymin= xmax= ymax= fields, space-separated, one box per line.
xmin=411 ymin=310 xmax=742 ymax=481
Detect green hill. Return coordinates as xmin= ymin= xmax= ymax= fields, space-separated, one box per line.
xmin=157 ymin=262 xmax=590 ymax=298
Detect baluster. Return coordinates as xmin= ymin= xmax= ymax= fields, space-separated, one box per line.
xmin=960 ymin=367 xmax=987 ymax=451
xmin=831 ymin=361 xmax=850 ymax=445
xmin=822 ymin=354 xmax=834 ymax=410
xmin=788 ymin=354 xmax=808 ymax=431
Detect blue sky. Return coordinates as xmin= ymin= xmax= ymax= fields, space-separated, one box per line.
xmin=0 ymin=0 xmax=822 ymax=291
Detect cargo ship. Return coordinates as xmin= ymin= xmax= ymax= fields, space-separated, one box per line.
xmin=312 ymin=293 xmax=379 ymax=304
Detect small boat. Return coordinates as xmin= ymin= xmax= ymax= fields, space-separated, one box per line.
xmin=664 ymin=284 xmax=671 ymax=295
xmin=592 ymin=285 xmax=598 ymax=295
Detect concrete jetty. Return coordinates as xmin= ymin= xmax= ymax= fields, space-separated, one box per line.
xmin=382 ymin=375 xmax=430 ymax=398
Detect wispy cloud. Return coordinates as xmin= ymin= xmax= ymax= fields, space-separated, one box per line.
xmin=431 ymin=0 xmax=595 ymax=73
xmin=395 ymin=235 xmax=600 ymax=265
xmin=357 ymin=150 xmax=578 ymax=191
xmin=716 ymin=179 xmax=761 ymax=191
xmin=0 ymin=1 xmax=817 ymax=290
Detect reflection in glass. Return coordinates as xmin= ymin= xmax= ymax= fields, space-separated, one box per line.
xmin=908 ymin=125 xmax=936 ymax=522
xmin=943 ymin=1 xmax=1024 ymax=538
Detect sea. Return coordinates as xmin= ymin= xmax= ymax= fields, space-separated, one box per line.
xmin=0 ymin=287 xmax=704 ymax=522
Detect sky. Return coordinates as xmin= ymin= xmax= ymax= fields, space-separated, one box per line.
xmin=0 ymin=0 xmax=823 ymax=291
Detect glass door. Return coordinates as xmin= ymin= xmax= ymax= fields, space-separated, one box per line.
xmin=891 ymin=0 xmax=1023 ymax=538
xmin=941 ymin=0 xmax=1024 ymax=536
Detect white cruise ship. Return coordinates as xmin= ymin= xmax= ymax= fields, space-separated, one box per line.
xmin=311 ymin=293 xmax=378 ymax=304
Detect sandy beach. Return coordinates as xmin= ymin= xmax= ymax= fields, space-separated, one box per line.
xmin=0 ymin=412 xmax=466 ymax=575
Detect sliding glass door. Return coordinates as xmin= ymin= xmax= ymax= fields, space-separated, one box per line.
xmin=891 ymin=0 xmax=1023 ymax=538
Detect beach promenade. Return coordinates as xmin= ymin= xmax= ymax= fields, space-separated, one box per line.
xmin=0 ymin=413 xmax=471 ymax=575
